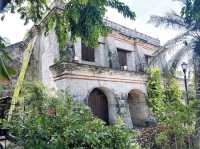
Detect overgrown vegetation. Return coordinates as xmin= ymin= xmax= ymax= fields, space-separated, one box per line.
xmin=5 ymin=82 xmax=140 ymax=149
xmin=45 ymin=0 xmax=135 ymax=49
xmin=4 ymin=68 xmax=198 ymax=149
xmin=146 ymin=68 xmax=164 ymax=121
xmin=141 ymin=68 xmax=198 ymax=149
xmin=149 ymin=0 xmax=200 ymax=136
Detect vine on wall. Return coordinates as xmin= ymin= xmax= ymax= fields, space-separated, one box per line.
xmin=146 ymin=68 xmax=165 ymax=121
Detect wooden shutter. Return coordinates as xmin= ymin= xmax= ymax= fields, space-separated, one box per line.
xmin=117 ymin=49 xmax=127 ymax=67
xmin=81 ymin=43 xmax=95 ymax=62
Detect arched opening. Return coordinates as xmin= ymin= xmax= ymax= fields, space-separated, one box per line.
xmin=128 ymin=89 xmax=150 ymax=127
xmin=88 ymin=88 xmax=109 ymax=124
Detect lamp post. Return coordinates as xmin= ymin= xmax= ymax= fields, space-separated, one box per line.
xmin=181 ymin=62 xmax=189 ymax=105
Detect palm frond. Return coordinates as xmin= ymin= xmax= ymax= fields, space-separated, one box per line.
xmin=149 ymin=12 xmax=186 ymax=29
xmin=0 ymin=37 xmax=6 ymax=49
xmin=149 ymin=39 xmax=193 ymax=77
xmin=151 ymin=45 xmax=191 ymax=77
xmin=149 ymin=32 xmax=191 ymax=67
xmin=172 ymin=0 xmax=187 ymax=4
xmin=164 ymin=31 xmax=190 ymax=49
xmin=149 ymin=47 xmax=168 ymax=67
xmin=168 ymin=44 xmax=192 ymax=74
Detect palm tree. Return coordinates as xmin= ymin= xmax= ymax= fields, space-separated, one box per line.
xmin=148 ymin=0 xmax=200 ymax=135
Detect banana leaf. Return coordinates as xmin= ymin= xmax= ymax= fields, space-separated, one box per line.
xmin=0 ymin=53 xmax=16 ymax=81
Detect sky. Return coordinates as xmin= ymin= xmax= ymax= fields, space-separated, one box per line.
xmin=0 ymin=0 xmax=183 ymax=45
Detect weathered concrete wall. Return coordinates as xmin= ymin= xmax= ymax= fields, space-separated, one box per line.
xmin=37 ymin=30 xmax=60 ymax=89
xmin=128 ymin=90 xmax=153 ymax=127
xmin=50 ymin=62 xmax=152 ymax=128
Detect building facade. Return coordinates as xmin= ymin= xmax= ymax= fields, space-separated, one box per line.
xmin=29 ymin=18 xmax=160 ymax=128
xmin=3 ymin=17 xmax=161 ymax=128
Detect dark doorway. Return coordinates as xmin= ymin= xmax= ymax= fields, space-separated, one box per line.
xmin=88 ymin=89 xmax=109 ymax=124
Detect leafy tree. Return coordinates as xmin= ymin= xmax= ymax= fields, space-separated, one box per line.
xmin=6 ymin=82 xmax=139 ymax=149
xmin=1 ymin=0 xmax=135 ymax=48
xmin=0 ymin=0 xmax=135 ymax=83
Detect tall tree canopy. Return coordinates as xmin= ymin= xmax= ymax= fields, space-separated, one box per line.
xmin=0 ymin=0 xmax=135 ymax=81
xmin=149 ymin=0 xmax=200 ymax=74
xmin=0 ymin=0 xmax=136 ymax=48
xmin=148 ymin=0 xmax=200 ymax=135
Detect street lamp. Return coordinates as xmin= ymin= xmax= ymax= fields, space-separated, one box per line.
xmin=181 ymin=62 xmax=189 ymax=105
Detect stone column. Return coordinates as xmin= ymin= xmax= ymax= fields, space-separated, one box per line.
xmin=117 ymin=95 xmax=133 ymax=128
xmin=105 ymin=36 xmax=120 ymax=70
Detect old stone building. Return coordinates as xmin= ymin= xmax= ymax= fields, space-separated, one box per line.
xmin=35 ymin=18 xmax=160 ymax=128
xmin=2 ymin=13 xmax=161 ymax=128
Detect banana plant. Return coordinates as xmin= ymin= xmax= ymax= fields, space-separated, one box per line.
xmin=0 ymin=37 xmax=16 ymax=82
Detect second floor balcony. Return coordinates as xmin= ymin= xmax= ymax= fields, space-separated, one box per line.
xmin=50 ymin=61 xmax=147 ymax=85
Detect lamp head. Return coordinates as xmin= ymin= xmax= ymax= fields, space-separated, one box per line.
xmin=181 ymin=62 xmax=188 ymax=73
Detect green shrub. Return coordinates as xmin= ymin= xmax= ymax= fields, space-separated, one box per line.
xmin=163 ymin=77 xmax=182 ymax=103
xmin=6 ymin=82 xmax=137 ymax=149
xmin=145 ymin=68 xmax=197 ymax=149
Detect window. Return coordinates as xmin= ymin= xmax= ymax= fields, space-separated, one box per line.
xmin=117 ymin=49 xmax=128 ymax=67
xmin=81 ymin=43 xmax=95 ymax=62
xmin=144 ymin=55 xmax=151 ymax=64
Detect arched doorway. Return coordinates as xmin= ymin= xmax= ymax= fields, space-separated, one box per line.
xmin=88 ymin=88 xmax=109 ymax=124
xmin=128 ymin=90 xmax=150 ymax=127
